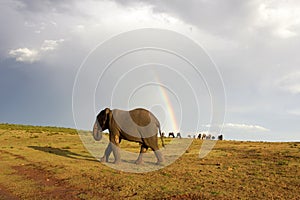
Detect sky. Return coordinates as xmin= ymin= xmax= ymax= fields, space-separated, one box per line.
xmin=0 ymin=0 xmax=300 ymax=141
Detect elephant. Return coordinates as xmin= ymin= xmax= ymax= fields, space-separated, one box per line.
xmin=218 ymin=134 xmax=223 ymax=140
xmin=168 ymin=132 xmax=175 ymax=138
xmin=197 ymin=133 xmax=202 ymax=139
xmin=206 ymin=134 xmax=212 ymax=140
xmin=93 ymin=108 xmax=165 ymax=165
xmin=176 ymin=132 xmax=182 ymax=138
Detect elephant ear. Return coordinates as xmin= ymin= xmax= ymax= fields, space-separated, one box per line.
xmin=97 ymin=108 xmax=110 ymax=130
xmin=103 ymin=108 xmax=110 ymax=126
xmin=104 ymin=107 xmax=110 ymax=116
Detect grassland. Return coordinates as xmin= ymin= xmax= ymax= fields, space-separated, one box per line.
xmin=0 ymin=123 xmax=299 ymax=199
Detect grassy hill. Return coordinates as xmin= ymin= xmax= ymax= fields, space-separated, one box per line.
xmin=0 ymin=123 xmax=299 ymax=199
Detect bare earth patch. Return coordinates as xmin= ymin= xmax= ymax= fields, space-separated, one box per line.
xmin=0 ymin=184 xmax=20 ymax=200
xmin=11 ymin=164 xmax=81 ymax=199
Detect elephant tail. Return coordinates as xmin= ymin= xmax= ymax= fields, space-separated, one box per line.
xmin=158 ymin=125 xmax=165 ymax=148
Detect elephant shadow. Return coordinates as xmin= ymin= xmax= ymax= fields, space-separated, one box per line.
xmin=120 ymin=159 xmax=157 ymax=165
xmin=28 ymin=146 xmax=97 ymax=162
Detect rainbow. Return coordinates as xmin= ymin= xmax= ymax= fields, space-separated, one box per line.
xmin=155 ymin=75 xmax=179 ymax=133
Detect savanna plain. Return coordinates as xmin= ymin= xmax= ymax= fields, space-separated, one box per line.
xmin=0 ymin=124 xmax=299 ymax=199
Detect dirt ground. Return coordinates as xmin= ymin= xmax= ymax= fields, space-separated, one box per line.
xmin=0 ymin=124 xmax=299 ymax=199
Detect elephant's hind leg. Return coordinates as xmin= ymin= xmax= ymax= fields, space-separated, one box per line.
xmin=154 ymin=150 xmax=164 ymax=165
xmin=149 ymin=143 xmax=164 ymax=165
xmin=144 ymin=137 xmax=165 ymax=165
xmin=135 ymin=144 xmax=148 ymax=165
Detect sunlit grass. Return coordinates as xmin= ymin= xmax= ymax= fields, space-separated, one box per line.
xmin=0 ymin=124 xmax=299 ymax=199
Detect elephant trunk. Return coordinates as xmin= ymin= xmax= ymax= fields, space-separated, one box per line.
xmin=93 ymin=120 xmax=102 ymax=141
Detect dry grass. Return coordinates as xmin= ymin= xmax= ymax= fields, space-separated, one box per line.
xmin=0 ymin=124 xmax=299 ymax=199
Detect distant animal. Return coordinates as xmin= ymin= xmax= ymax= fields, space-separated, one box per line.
xmin=197 ymin=133 xmax=202 ymax=139
xmin=176 ymin=132 xmax=182 ymax=138
xmin=168 ymin=132 xmax=175 ymax=138
xmin=161 ymin=132 xmax=165 ymax=138
xmin=201 ymin=133 xmax=206 ymax=140
xmin=212 ymin=136 xmax=215 ymax=140
xmin=93 ymin=108 xmax=164 ymax=165
xmin=187 ymin=135 xmax=191 ymax=138
xmin=206 ymin=134 xmax=212 ymax=140
xmin=218 ymin=135 xmax=223 ymax=140
xmin=193 ymin=135 xmax=196 ymax=139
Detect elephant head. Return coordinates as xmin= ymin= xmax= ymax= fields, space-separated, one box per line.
xmin=93 ymin=108 xmax=110 ymax=141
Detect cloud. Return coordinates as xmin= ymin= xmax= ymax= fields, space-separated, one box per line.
xmin=41 ymin=39 xmax=64 ymax=51
xmin=277 ymin=72 xmax=300 ymax=94
xmin=223 ymin=123 xmax=270 ymax=132
xmin=114 ymin=0 xmax=259 ymax=37
xmin=8 ymin=48 xmax=39 ymax=63
xmin=13 ymin=0 xmax=76 ymax=13
xmin=287 ymin=110 xmax=300 ymax=116
xmin=256 ymin=1 xmax=300 ymax=39
xmin=203 ymin=123 xmax=270 ymax=132
xmin=113 ymin=0 xmax=300 ymax=40
xmin=1 ymin=0 xmax=299 ymax=141
xmin=8 ymin=39 xmax=64 ymax=63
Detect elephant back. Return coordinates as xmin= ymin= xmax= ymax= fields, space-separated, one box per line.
xmin=112 ymin=108 xmax=160 ymax=139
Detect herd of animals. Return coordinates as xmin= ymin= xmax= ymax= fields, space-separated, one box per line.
xmin=162 ymin=132 xmax=223 ymax=140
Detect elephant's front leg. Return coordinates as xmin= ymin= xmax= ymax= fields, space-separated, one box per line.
xmin=100 ymin=143 xmax=112 ymax=162
xmin=110 ymin=134 xmax=121 ymax=164
xmin=135 ymin=144 xmax=148 ymax=165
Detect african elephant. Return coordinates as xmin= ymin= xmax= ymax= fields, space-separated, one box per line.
xmin=218 ymin=134 xmax=223 ymax=140
xmin=93 ymin=108 xmax=165 ymax=165
xmin=206 ymin=134 xmax=212 ymax=140
xmin=168 ymin=132 xmax=175 ymax=138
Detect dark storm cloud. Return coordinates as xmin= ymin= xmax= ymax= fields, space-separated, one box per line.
xmin=0 ymin=0 xmax=299 ymax=140
xmin=12 ymin=0 xmax=75 ymax=13
xmin=0 ymin=0 xmax=82 ymax=127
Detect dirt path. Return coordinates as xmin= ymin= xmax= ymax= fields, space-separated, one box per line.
xmin=12 ymin=164 xmax=81 ymax=199
xmin=1 ymin=150 xmax=83 ymax=199
xmin=0 ymin=184 xmax=20 ymax=200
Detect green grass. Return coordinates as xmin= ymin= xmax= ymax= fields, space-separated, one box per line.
xmin=0 ymin=123 xmax=299 ymax=199
xmin=0 ymin=123 xmax=76 ymax=134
